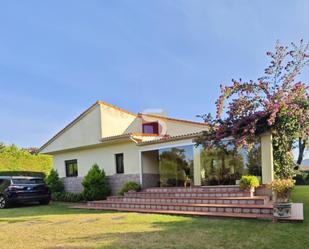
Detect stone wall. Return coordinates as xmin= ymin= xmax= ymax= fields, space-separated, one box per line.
xmin=142 ymin=173 xmax=160 ymax=189
xmin=62 ymin=177 xmax=84 ymax=193
xmin=106 ymin=174 xmax=140 ymax=195
xmin=62 ymin=174 xmax=160 ymax=195
xmin=256 ymin=184 xmax=273 ymax=199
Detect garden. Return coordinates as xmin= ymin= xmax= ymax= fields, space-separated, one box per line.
xmin=0 ymin=186 xmax=308 ymax=249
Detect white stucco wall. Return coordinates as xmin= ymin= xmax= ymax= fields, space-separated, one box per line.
xmin=52 ymin=138 xmax=196 ymax=179
xmin=100 ymin=104 xmax=141 ymax=137
xmin=41 ymin=105 xmax=102 ymax=153
xmin=53 ymin=141 xmax=140 ymax=177
xmin=163 ymin=120 xmax=207 ymax=136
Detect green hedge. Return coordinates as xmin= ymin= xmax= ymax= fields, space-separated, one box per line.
xmin=0 ymin=144 xmax=52 ymax=176
xmin=294 ymin=172 xmax=309 ymax=185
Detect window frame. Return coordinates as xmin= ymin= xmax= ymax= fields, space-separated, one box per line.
xmin=115 ymin=153 xmax=124 ymax=174
xmin=142 ymin=122 xmax=159 ymax=134
xmin=65 ymin=159 xmax=78 ymax=177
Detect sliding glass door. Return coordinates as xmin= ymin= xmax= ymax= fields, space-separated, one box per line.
xmin=159 ymin=145 xmax=194 ymax=187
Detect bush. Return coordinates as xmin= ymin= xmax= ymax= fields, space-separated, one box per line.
xmin=271 ymin=179 xmax=295 ymax=195
xmin=118 ymin=181 xmax=141 ymax=196
xmin=45 ymin=169 xmax=64 ymax=193
xmin=239 ymin=175 xmax=260 ymax=190
xmin=294 ymin=172 xmax=309 ymax=185
xmin=0 ymin=144 xmax=52 ymax=176
xmin=52 ymin=192 xmax=84 ymax=202
xmin=82 ymin=164 xmax=110 ymax=201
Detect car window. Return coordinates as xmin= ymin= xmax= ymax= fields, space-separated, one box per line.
xmin=12 ymin=178 xmax=45 ymax=185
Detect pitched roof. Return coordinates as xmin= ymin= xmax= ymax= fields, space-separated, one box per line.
xmin=39 ymin=101 xmax=207 ymax=152
xmin=98 ymin=132 xmax=202 ymax=146
xmin=138 ymin=113 xmax=207 ymax=126
xmin=136 ymin=132 xmax=202 ymax=146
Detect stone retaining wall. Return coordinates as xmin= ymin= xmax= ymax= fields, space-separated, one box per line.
xmin=107 ymin=174 xmax=140 ymax=195
xmin=62 ymin=177 xmax=84 ymax=193
xmin=142 ymin=173 xmax=160 ymax=189
xmin=62 ymin=174 xmax=160 ymax=195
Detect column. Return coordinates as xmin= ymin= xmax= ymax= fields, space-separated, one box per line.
xmin=193 ymin=146 xmax=202 ymax=186
xmin=261 ymin=132 xmax=274 ymax=184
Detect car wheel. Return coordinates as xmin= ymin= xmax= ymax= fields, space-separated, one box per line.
xmin=0 ymin=196 xmax=8 ymax=209
xmin=39 ymin=199 xmax=50 ymax=205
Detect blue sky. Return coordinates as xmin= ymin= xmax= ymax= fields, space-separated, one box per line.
xmin=0 ymin=0 xmax=309 ymax=148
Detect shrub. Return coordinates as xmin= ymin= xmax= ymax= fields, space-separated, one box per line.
xmin=118 ymin=181 xmax=141 ymax=196
xmin=294 ymin=172 xmax=309 ymax=185
xmin=45 ymin=169 xmax=64 ymax=193
xmin=271 ymin=179 xmax=295 ymax=198
xmin=82 ymin=164 xmax=110 ymax=201
xmin=0 ymin=144 xmax=52 ymax=176
xmin=52 ymin=192 xmax=84 ymax=202
xmin=239 ymin=175 xmax=260 ymax=190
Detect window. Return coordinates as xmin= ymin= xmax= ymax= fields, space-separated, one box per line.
xmin=12 ymin=178 xmax=45 ymax=185
xmin=115 ymin=153 xmax=124 ymax=174
xmin=142 ymin=122 xmax=159 ymax=134
xmin=65 ymin=159 xmax=78 ymax=177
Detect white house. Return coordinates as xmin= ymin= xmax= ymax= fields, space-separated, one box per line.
xmin=40 ymin=101 xmax=273 ymax=194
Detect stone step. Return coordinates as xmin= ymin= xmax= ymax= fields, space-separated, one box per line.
xmin=79 ymin=205 xmax=272 ymax=219
xmin=125 ymin=191 xmax=251 ymax=198
xmin=144 ymin=185 xmax=241 ymax=193
xmin=88 ymin=201 xmax=273 ymax=215
xmin=107 ymin=196 xmax=268 ymax=205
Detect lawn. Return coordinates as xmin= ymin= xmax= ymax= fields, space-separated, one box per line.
xmin=0 ymin=186 xmax=308 ymax=249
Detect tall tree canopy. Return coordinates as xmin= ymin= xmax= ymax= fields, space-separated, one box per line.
xmin=197 ymin=40 xmax=309 ymax=179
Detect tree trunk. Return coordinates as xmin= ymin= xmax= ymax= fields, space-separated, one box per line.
xmin=297 ymin=138 xmax=307 ymax=165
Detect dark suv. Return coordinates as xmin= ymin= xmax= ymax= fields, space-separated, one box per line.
xmin=0 ymin=176 xmax=51 ymax=208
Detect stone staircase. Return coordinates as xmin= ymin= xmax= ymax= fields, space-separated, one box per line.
xmin=86 ymin=185 xmax=273 ymax=219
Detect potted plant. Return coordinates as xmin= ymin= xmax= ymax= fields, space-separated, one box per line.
xmin=270 ymin=179 xmax=295 ymax=218
xmin=239 ymin=175 xmax=260 ymax=197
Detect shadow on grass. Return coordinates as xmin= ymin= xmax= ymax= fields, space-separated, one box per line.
xmin=0 ymin=202 xmax=107 ymax=220
xmin=56 ymin=215 xmax=309 ymax=249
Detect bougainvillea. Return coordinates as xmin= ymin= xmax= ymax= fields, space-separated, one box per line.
xmin=196 ymin=40 xmax=309 ymax=179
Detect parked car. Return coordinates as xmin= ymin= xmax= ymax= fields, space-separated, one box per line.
xmin=0 ymin=176 xmax=51 ymax=208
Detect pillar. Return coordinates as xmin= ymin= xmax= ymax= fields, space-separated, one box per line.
xmin=193 ymin=146 xmax=201 ymax=186
xmin=261 ymin=132 xmax=274 ymax=184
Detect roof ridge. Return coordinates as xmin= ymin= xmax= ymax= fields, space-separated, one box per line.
xmin=97 ymin=100 xmax=137 ymax=116
xmin=138 ymin=113 xmax=207 ymax=126
xmin=98 ymin=100 xmax=207 ymax=125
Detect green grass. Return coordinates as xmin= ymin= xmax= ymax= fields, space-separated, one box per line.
xmin=0 ymin=186 xmax=308 ymax=249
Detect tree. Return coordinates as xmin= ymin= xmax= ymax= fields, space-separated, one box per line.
xmin=45 ymin=169 xmax=64 ymax=193
xmin=159 ymin=148 xmax=191 ymax=187
xmin=197 ymin=40 xmax=309 ymax=179
xmin=247 ymin=145 xmax=262 ymax=176
xmin=82 ymin=164 xmax=110 ymax=201
xmin=0 ymin=142 xmax=5 ymax=152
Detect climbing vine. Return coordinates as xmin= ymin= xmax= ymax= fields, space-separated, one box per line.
xmin=196 ymin=40 xmax=309 ymax=179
